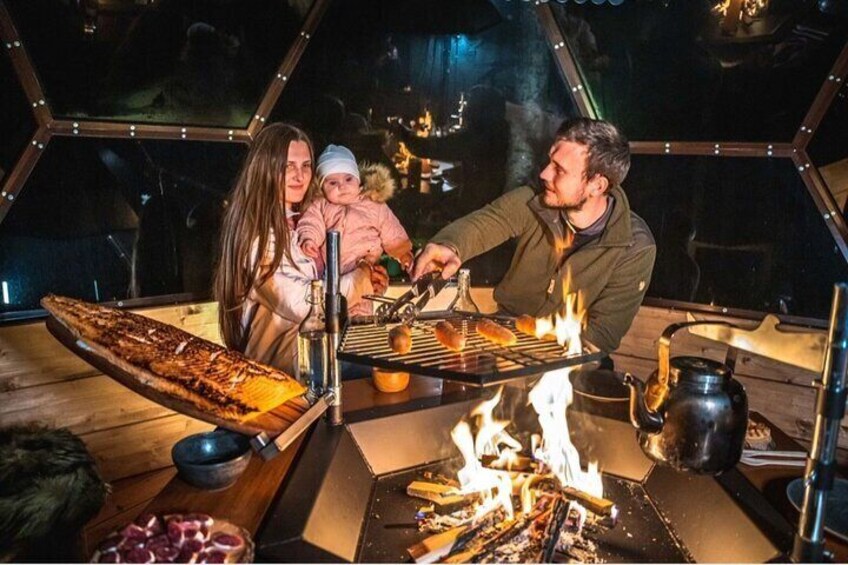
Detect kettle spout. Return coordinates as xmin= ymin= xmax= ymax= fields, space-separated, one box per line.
xmin=623 ymin=373 xmax=664 ymax=434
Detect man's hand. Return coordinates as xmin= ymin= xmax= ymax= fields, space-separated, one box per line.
xmin=369 ymin=264 xmax=389 ymax=296
xmin=301 ymin=240 xmax=320 ymax=259
xmin=410 ymin=243 xmax=461 ymax=281
xmin=398 ymin=250 xmax=414 ymax=272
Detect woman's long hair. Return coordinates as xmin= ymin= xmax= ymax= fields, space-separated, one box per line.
xmin=214 ymin=123 xmax=316 ymax=351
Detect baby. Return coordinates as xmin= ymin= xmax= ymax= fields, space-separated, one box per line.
xmin=298 ymin=144 xmax=413 ymax=316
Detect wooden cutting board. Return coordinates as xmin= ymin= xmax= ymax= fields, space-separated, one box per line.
xmin=45 ymin=316 xmax=309 ymax=437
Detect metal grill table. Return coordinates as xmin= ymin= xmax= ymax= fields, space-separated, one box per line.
xmin=337 ymin=312 xmax=604 ymax=385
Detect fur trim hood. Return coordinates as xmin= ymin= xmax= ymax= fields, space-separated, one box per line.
xmin=359 ymin=162 xmax=396 ymax=203
xmin=0 ymin=424 xmax=108 ymax=561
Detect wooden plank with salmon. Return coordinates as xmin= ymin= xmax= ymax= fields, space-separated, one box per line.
xmin=41 ymin=294 xmax=308 ymax=436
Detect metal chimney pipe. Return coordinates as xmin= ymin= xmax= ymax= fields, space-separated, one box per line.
xmin=792 ymin=283 xmax=848 ymax=562
xmin=325 ymin=230 xmax=343 ymax=426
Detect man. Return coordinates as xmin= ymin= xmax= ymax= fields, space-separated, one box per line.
xmin=411 ymin=118 xmax=655 ymax=354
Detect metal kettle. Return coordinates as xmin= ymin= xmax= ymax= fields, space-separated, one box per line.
xmin=623 ymin=321 xmax=749 ymax=475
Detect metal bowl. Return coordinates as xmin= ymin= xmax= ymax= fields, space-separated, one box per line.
xmin=171 ymin=429 xmax=252 ymax=490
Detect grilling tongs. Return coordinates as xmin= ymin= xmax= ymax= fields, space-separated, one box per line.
xmin=369 ymin=270 xmax=450 ymax=323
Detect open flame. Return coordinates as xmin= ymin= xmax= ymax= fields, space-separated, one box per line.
xmin=712 ymin=0 xmax=731 ymax=17
xmin=556 ymin=292 xmax=583 ymax=355
xmin=471 ymin=386 xmax=522 ymax=457
xmin=529 ymin=368 xmax=603 ymax=498
xmin=531 ymin=289 xmax=601 ymax=498
xmin=533 ymin=267 xmax=584 ymax=354
xmin=451 ymin=386 xmax=522 ymax=519
xmin=530 ymin=291 xmax=583 ymax=355
xmin=394 ymin=141 xmax=414 ymax=173
xmin=449 ymin=285 xmax=602 ymax=524
xmin=451 ymin=417 xmax=516 ymax=520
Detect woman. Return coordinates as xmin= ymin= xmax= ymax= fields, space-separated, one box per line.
xmin=214 ymin=123 xmax=386 ymax=374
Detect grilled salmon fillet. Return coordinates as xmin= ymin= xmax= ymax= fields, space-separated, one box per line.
xmin=41 ymin=294 xmax=306 ymax=420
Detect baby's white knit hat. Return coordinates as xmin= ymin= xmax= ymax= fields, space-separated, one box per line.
xmin=316 ymin=144 xmax=360 ymax=187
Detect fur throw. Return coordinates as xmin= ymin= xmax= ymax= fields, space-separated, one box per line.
xmin=0 ymin=424 xmax=108 ymax=562
xmin=359 ymin=162 xmax=397 ymax=203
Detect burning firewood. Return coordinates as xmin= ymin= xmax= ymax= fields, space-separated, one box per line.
xmin=534 ymin=496 xmax=571 ymax=563
xmin=479 ymin=455 xmax=617 ymax=519
xmin=561 ymin=486 xmax=617 ymax=519
xmin=440 ymin=508 xmax=526 ymax=563
xmin=407 ymin=526 xmax=466 ymax=563
xmin=407 ymin=508 xmax=508 ymax=563
xmin=423 ymin=471 xmax=460 ymax=488
xmin=407 ymin=481 xmax=478 ymax=512
xmin=480 ymin=453 xmax=539 ymax=474
xmin=408 ymin=489 xmax=608 ymax=564
xmin=440 ymin=494 xmax=566 ymax=563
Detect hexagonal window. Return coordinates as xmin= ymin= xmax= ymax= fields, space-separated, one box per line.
xmin=6 ymin=0 xmax=314 ymax=127
xmin=0 ymin=136 xmax=246 ymax=316
xmin=626 ymin=154 xmax=848 ymax=319
xmin=552 ymin=2 xmax=848 ymax=142
xmin=808 ymin=80 xmax=848 ymax=217
xmin=0 ymin=48 xmax=37 ymax=185
xmin=269 ymin=0 xmax=579 ymax=285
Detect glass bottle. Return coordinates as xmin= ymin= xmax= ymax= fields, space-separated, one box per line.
xmin=297 ymin=279 xmax=328 ymax=400
xmin=450 ymin=268 xmax=480 ymax=313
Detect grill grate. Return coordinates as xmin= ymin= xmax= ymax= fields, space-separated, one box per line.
xmin=338 ymin=312 xmax=604 ymax=385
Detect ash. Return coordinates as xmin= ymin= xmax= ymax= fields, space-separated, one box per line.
xmin=482 ymin=528 xmax=535 ymax=563
xmin=556 ymin=513 xmax=606 ymax=564
xmin=482 ymin=505 xmax=607 ymax=563
xmin=419 ymin=506 xmax=478 ymax=533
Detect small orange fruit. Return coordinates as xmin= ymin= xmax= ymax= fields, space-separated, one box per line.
xmin=372 ymin=368 xmax=410 ymax=393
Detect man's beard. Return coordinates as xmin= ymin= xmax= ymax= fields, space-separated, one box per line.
xmin=560 ymin=195 xmax=589 ymax=212
xmin=543 ymin=189 xmax=588 ymax=211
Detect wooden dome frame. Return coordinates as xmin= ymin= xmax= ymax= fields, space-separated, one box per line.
xmin=0 ymin=0 xmax=846 ymax=257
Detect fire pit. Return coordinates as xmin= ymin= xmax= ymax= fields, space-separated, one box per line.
xmin=256 ymin=381 xmax=789 ymax=563
xmin=359 ymin=461 xmax=684 ymax=563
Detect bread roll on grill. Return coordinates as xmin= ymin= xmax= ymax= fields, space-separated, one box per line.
xmin=515 ymin=314 xmax=556 ymax=341
xmin=515 ymin=315 xmax=537 ymax=337
xmin=388 ymin=324 xmax=413 ymax=355
xmin=435 ymin=321 xmax=466 ymax=352
xmin=476 ymin=318 xmax=517 ymax=346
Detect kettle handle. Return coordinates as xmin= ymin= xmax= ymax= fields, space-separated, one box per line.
xmin=651 ymin=321 xmax=740 ymax=410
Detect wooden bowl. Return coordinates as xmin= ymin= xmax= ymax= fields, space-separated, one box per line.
xmin=372 ymin=368 xmax=410 ymax=393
